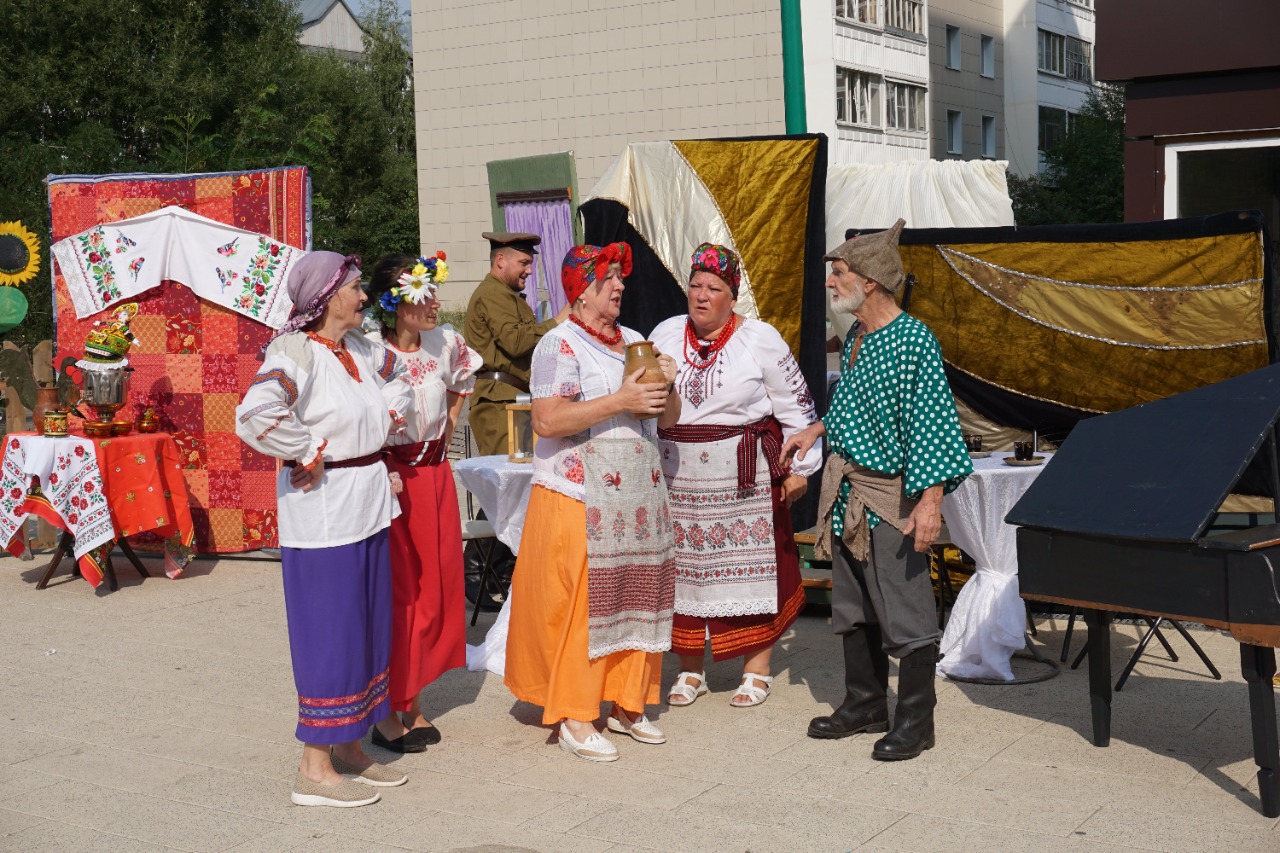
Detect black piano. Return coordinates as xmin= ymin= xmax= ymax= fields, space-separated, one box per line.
xmin=1007 ymin=364 xmax=1280 ymax=818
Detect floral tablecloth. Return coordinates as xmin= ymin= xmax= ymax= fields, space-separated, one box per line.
xmin=0 ymin=432 xmax=195 ymax=588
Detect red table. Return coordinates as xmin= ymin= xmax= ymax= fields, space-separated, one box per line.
xmin=0 ymin=431 xmax=195 ymax=590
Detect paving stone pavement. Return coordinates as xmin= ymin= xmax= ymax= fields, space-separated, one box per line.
xmin=1 ymin=551 xmax=1278 ymax=852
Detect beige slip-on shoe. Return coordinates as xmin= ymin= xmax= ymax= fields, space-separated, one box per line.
xmin=330 ymin=753 xmax=409 ymax=787
xmin=291 ymin=773 xmax=381 ymax=807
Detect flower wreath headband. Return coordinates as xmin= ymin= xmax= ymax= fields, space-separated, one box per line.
xmin=379 ymin=251 xmax=448 ymax=317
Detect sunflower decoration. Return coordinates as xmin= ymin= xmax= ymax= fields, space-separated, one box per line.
xmin=0 ymin=221 xmax=39 ymax=334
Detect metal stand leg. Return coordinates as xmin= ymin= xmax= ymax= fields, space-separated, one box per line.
xmin=35 ymin=531 xmax=74 ymax=590
xmin=1167 ymin=619 xmax=1221 ymax=680
xmin=1116 ymin=619 xmax=1166 ymax=692
xmin=469 ymin=538 xmax=497 ymax=627
xmin=1085 ymin=609 xmax=1112 ymax=748
xmin=1240 ymin=644 xmax=1279 ymax=818
xmin=1146 ymin=618 xmax=1180 ymax=662
xmin=1061 ymin=607 xmax=1079 ymax=662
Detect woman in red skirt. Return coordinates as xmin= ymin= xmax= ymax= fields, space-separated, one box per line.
xmin=365 ymin=251 xmax=480 ymax=751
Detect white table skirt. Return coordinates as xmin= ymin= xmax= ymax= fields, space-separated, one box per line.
xmin=938 ymin=451 xmax=1053 ymax=681
xmin=453 ymin=455 xmax=534 ymax=677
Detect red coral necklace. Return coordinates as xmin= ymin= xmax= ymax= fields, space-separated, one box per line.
xmin=683 ymin=316 xmax=736 ymax=369
xmin=570 ymin=313 xmax=622 ymax=346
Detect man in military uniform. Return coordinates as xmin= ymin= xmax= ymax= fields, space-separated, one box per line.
xmin=464 ymin=232 xmax=570 ymax=456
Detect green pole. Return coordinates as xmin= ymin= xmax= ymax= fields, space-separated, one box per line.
xmin=780 ymin=0 xmax=807 ymax=134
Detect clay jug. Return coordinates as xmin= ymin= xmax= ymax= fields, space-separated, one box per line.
xmin=32 ymin=386 xmax=59 ymax=435
xmin=623 ymin=341 xmax=667 ymax=386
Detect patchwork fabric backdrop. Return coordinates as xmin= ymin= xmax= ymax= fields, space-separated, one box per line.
xmin=47 ymin=167 xmax=311 ymax=553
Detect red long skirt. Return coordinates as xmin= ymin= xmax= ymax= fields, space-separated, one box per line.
xmin=670 ymin=483 xmax=806 ymax=662
xmin=386 ymin=457 xmax=466 ymax=712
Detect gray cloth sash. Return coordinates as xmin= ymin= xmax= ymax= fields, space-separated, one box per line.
xmin=815 ymin=455 xmax=918 ymax=562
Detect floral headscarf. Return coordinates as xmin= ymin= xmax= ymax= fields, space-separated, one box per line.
xmin=689 ymin=243 xmax=741 ymax=296
xmin=561 ymin=242 xmax=632 ymax=304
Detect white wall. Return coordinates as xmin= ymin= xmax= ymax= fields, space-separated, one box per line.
xmin=411 ymin=0 xmax=786 ymax=308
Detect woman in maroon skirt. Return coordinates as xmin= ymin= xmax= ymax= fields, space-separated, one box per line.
xmin=650 ymin=244 xmax=823 ymax=707
xmin=364 ymin=252 xmax=480 ymax=751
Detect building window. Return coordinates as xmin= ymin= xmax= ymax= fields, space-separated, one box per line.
xmin=1038 ymin=29 xmax=1092 ymax=82
xmin=947 ymin=110 xmax=962 ymax=154
xmin=886 ymin=81 xmax=926 ymax=132
xmin=981 ymin=115 xmax=996 ymax=158
xmin=980 ymin=34 xmax=994 ymax=78
xmin=834 ymin=0 xmax=877 ymax=25
xmin=1065 ymin=38 xmax=1092 ymax=83
xmin=945 ymin=26 xmax=961 ymax=70
xmin=836 ymin=67 xmax=881 ymax=127
xmin=1038 ymin=105 xmax=1070 ymax=152
xmin=885 ymin=0 xmax=924 ymax=35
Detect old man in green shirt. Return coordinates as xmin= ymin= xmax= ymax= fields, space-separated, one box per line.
xmin=783 ymin=219 xmax=971 ymax=761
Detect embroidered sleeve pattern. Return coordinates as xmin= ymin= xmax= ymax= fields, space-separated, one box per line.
xmin=235 ymin=355 xmax=317 ymax=463
xmin=530 ymin=331 xmax=582 ymax=400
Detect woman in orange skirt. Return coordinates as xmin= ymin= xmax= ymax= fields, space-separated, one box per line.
xmin=504 ymin=243 xmax=681 ymax=762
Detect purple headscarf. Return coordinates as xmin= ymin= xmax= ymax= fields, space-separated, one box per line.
xmin=273 ymin=251 xmax=362 ymax=340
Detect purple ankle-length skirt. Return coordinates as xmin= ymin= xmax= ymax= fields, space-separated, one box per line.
xmin=281 ymin=528 xmax=393 ymax=745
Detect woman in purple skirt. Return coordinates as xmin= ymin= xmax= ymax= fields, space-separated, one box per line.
xmin=237 ymin=251 xmax=415 ymax=808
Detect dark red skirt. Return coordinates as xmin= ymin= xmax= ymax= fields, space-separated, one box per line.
xmin=385 ymin=457 xmax=466 ymax=711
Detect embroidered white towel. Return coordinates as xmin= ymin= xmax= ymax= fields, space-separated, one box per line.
xmin=52 ymin=205 xmax=303 ymax=327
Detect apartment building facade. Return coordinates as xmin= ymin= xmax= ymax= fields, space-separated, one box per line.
xmin=410 ymin=1 xmax=1095 ymax=303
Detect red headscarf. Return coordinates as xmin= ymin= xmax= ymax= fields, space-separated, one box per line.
xmin=560 ymin=242 xmax=632 ymax=304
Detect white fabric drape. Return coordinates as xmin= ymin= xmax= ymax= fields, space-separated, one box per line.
xmin=52 ymin=205 xmax=303 ymax=326
xmin=825 ymin=159 xmax=1015 ymax=337
xmin=938 ymin=452 xmax=1052 ymax=681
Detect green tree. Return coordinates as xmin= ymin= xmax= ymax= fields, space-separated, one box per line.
xmin=1009 ymin=84 xmax=1126 ymax=226
xmin=0 ymin=0 xmax=418 ymax=348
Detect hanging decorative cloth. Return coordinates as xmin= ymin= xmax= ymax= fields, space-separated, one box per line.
xmin=51 ymin=205 xmax=304 ymax=327
xmin=579 ymin=435 xmax=676 ymax=659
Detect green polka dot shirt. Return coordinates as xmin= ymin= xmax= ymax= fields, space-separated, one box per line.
xmin=823 ymin=312 xmax=972 ymax=535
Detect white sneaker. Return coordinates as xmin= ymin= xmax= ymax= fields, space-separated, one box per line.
xmin=558 ymin=722 xmax=619 ymax=762
xmin=606 ymin=709 xmax=667 ymax=744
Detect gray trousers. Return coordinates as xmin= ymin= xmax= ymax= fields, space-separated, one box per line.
xmin=831 ymin=522 xmax=941 ymax=658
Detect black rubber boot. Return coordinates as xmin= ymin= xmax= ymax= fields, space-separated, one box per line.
xmin=872 ymin=643 xmax=938 ymax=761
xmin=807 ymin=625 xmax=891 ymax=739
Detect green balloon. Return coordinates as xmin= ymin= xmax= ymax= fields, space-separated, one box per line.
xmin=0 ymin=287 xmax=28 ymax=334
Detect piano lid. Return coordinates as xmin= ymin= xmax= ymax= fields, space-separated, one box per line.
xmin=1006 ymin=364 xmax=1280 ymax=542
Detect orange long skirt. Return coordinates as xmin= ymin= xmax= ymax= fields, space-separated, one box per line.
xmin=504 ymin=486 xmax=663 ymax=725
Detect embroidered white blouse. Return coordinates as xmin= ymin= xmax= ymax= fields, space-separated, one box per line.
xmin=367 ymin=325 xmax=481 ymax=451
xmin=529 ymin=322 xmax=655 ymax=503
xmin=649 ymin=315 xmax=823 ymax=478
xmin=234 ymin=331 xmax=413 ymax=548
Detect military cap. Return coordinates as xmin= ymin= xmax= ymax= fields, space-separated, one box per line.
xmin=482 ymin=231 xmax=540 ymax=255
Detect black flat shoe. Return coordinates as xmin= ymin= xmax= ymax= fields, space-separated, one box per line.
xmin=371 ymin=726 xmax=430 ymax=753
xmin=410 ymin=724 xmax=441 ymax=746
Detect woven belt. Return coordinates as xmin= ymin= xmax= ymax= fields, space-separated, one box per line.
xmin=658 ymin=415 xmax=786 ymax=490
xmin=386 ymin=438 xmax=447 ymax=467
xmin=283 ymin=450 xmax=384 ymax=469
xmin=475 ymin=370 xmax=529 ymax=394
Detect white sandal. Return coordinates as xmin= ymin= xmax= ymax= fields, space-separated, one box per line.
xmin=731 ymin=673 xmax=773 ymax=707
xmin=666 ymin=671 xmax=709 ymax=707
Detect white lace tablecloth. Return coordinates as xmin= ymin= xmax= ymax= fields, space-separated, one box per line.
xmin=938 ymin=451 xmax=1053 ymax=681
xmin=454 ymin=455 xmax=534 ymax=676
